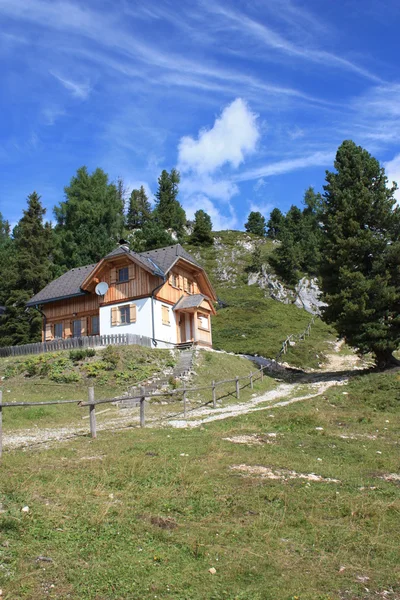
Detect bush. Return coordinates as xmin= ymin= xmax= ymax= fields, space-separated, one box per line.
xmin=102 ymin=345 xmax=120 ymax=370
xmin=69 ymin=349 xmax=96 ymax=362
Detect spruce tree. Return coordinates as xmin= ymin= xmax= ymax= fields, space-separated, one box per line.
xmin=245 ymin=211 xmax=266 ymax=236
xmin=126 ymin=186 xmax=152 ymax=230
xmin=154 ymin=169 xmax=186 ymax=239
xmin=320 ymin=140 xmax=400 ymax=367
xmin=190 ymin=210 xmax=213 ymax=245
xmin=54 ymin=167 xmax=124 ymax=268
xmin=0 ymin=193 xmax=54 ymax=346
xmin=266 ymin=208 xmax=285 ymax=239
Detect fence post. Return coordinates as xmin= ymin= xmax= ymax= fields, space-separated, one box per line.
xmin=88 ymin=387 xmax=96 ymax=439
xmin=212 ymin=380 xmax=216 ymax=408
xmin=250 ymin=372 xmax=253 ymax=389
xmin=140 ymin=387 xmax=146 ymax=427
xmin=183 ymin=382 xmax=187 ymax=418
xmin=260 ymin=367 xmax=264 ymax=382
xmin=235 ymin=376 xmax=240 ymax=399
xmin=0 ymin=390 xmax=2 ymax=458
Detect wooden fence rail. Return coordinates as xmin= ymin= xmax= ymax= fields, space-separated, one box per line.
xmin=0 ymin=333 xmax=153 ymax=358
xmin=0 ymin=363 xmax=270 ymax=455
xmin=275 ymin=316 xmax=315 ymax=361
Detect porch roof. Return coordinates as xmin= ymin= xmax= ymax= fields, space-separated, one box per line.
xmin=173 ymin=294 xmax=215 ymax=313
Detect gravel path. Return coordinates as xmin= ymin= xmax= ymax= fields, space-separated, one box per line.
xmin=3 ymin=345 xmax=359 ymax=451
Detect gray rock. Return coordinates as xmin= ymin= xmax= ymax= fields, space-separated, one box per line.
xmin=295 ymin=277 xmax=327 ymax=315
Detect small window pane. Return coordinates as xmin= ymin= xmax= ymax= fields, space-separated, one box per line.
xmin=73 ymin=320 xmax=81 ymax=338
xmin=120 ymin=306 xmax=130 ymax=324
xmin=91 ymin=315 xmax=99 ymax=335
xmin=118 ymin=267 xmax=129 ymax=282
xmin=54 ymin=323 xmax=63 ymax=338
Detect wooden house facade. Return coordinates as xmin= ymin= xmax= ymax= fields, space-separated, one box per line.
xmin=27 ymin=244 xmax=217 ymax=348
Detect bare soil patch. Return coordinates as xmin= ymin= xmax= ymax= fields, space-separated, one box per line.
xmin=230 ymin=464 xmax=341 ymax=483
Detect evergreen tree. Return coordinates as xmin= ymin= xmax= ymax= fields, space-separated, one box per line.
xmin=0 ymin=212 xmax=13 ymax=308
xmin=190 ymin=210 xmax=213 ymax=245
xmin=128 ymin=220 xmax=174 ymax=252
xmin=266 ymin=208 xmax=285 ymax=239
xmin=54 ymin=167 xmax=124 ymax=269
xmin=154 ymin=169 xmax=186 ymax=239
xmin=320 ymin=140 xmax=400 ymax=367
xmin=0 ymin=192 xmax=54 ymax=346
xmin=245 ymin=211 xmax=266 ymax=237
xmin=126 ymin=186 xmax=152 ymax=230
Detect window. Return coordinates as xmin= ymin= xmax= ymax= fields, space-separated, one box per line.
xmin=73 ymin=319 xmax=81 ymax=338
xmin=162 ymin=305 xmax=170 ymax=326
xmin=118 ymin=267 xmax=129 ymax=282
xmin=198 ymin=313 xmax=209 ymax=330
xmin=111 ymin=304 xmax=137 ymax=326
xmin=184 ymin=278 xmax=193 ymax=294
xmin=120 ymin=306 xmax=130 ymax=324
xmin=91 ymin=315 xmax=99 ymax=335
xmin=54 ymin=322 xmax=63 ymax=339
xmin=170 ymin=273 xmax=179 ymax=288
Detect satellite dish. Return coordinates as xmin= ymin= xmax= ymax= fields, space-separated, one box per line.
xmin=95 ymin=282 xmax=109 ymax=296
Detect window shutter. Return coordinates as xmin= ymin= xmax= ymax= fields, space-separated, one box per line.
xmin=81 ymin=317 xmax=87 ymax=336
xmin=45 ymin=323 xmax=53 ymax=341
xmin=128 ymin=264 xmax=135 ymax=280
xmin=111 ymin=306 xmax=119 ymax=326
xmin=129 ymin=304 xmax=137 ymax=323
xmin=162 ymin=305 xmax=170 ymax=325
xmin=179 ymin=275 xmax=183 ymax=290
xmin=110 ymin=268 xmax=117 ymax=284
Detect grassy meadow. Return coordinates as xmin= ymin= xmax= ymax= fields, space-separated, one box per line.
xmin=0 ymin=369 xmax=399 ymax=599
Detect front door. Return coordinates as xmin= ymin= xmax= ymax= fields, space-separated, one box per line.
xmin=179 ymin=314 xmax=186 ymax=343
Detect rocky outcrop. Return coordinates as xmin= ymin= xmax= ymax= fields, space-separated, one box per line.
xmin=248 ymin=268 xmax=295 ymax=304
xmin=295 ymin=277 xmax=327 ymax=315
xmin=248 ymin=269 xmax=326 ymax=315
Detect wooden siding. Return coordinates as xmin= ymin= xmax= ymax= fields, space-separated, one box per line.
xmin=156 ymin=266 xmax=202 ymax=304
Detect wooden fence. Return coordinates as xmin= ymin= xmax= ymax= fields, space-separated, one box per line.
xmin=275 ymin=316 xmax=315 ymax=361
xmin=0 ymin=333 xmax=153 ymax=358
xmin=0 ymin=363 xmax=269 ymax=455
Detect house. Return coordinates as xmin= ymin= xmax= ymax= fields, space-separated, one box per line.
xmin=27 ymin=243 xmax=217 ymax=348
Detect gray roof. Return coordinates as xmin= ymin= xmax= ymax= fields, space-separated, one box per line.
xmin=140 ymin=244 xmax=201 ymax=273
xmin=27 ymin=244 xmax=202 ymax=307
xmin=26 ymin=264 xmax=96 ymax=307
xmin=104 ymin=246 xmax=164 ymax=276
xmin=173 ymin=294 xmax=207 ymax=311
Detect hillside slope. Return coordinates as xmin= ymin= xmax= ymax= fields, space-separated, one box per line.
xmin=185 ymin=230 xmax=336 ymax=368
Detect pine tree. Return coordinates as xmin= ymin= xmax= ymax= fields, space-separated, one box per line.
xmin=244 ymin=211 xmax=266 ymax=236
xmin=320 ymin=140 xmax=400 ymax=367
xmin=266 ymin=208 xmax=285 ymax=239
xmin=128 ymin=220 xmax=175 ymax=252
xmin=0 ymin=193 xmax=54 ymax=346
xmin=190 ymin=210 xmax=213 ymax=245
xmin=126 ymin=186 xmax=152 ymax=230
xmin=154 ymin=169 xmax=186 ymax=239
xmin=54 ymin=167 xmax=124 ymax=268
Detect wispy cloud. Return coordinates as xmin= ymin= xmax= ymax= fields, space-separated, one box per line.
xmin=50 ymin=71 xmax=91 ymax=99
xmin=203 ymin=1 xmax=383 ymax=83
xmin=235 ymin=151 xmax=334 ymax=182
xmin=384 ymin=154 xmax=400 ymax=202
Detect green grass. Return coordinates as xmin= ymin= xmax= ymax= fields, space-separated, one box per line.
xmin=188 ymin=350 xmax=277 ymax=407
xmin=185 ymin=231 xmax=337 ymax=369
xmin=0 ymin=345 xmax=176 ymax=429
xmin=0 ymin=370 xmax=399 ymax=599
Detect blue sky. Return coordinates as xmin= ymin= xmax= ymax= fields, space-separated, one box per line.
xmin=1 ymin=0 xmax=400 ymax=230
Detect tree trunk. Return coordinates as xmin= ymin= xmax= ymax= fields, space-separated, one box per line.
xmin=375 ymin=350 xmax=400 ymax=370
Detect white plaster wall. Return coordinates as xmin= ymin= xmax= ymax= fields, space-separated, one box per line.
xmin=153 ymin=300 xmax=177 ymax=346
xmin=99 ymin=297 xmax=177 ymax=347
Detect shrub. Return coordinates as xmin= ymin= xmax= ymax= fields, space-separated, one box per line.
xmin=102 ymin=346 xmax=119 ymax=370
xmin=69 ymin=348 xmax=96 ymax=362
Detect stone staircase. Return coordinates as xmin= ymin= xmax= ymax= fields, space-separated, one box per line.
xmin=118 ymin=348 xmax=194 ymax=408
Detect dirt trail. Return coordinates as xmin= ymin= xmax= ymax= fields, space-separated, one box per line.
xmin=3 ymin=342 xmax=365 ymax=450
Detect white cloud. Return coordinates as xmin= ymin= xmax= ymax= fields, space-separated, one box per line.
xmin=178 ymin=98 xmax=260 ymax=174
xmin=180 ymin=174 xmax=238 ymax=203
xmin=384 ymin=154 xmax=400 ymax=202
xmin=50 ymin=71 xmax=91 ymax=99
xmin=249 ymin=201 xmax=274 ymax=216
xmin=235 ymin=150 xmax=334 ymax=182
xmin=253 ymin=178 xmax=266 ymax=192
xmin=183 ymin=195 xmax=238 ymax=230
